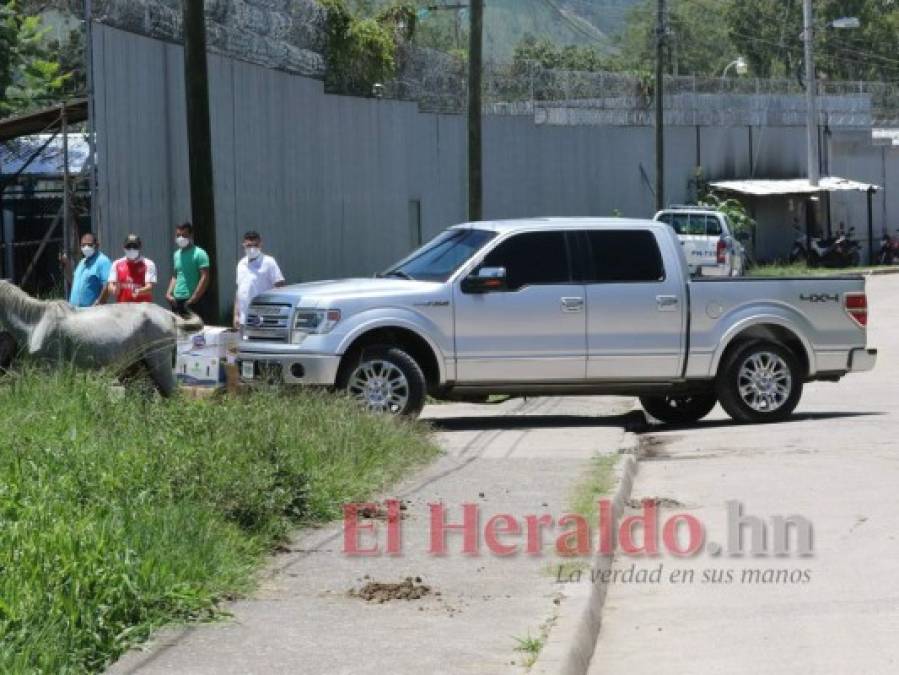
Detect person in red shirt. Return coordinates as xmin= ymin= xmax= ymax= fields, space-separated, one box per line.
xmin=108 ymin=234 xmax=158 ymax=303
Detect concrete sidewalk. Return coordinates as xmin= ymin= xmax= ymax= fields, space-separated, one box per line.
xmin=109 ymin=396 xmax=637 ymax=675
xmin=588 ymin=274 xmax=899 ymax=674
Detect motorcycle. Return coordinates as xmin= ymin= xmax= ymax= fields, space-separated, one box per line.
xmin=789 ymin=226 xmax=861 ymax=268
xmin=878 ymin=231 xmax=899 ymax=265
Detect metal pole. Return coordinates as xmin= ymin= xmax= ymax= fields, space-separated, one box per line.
xmin=84 ymin=0 xmax=99 ymax=244
xmin=803 ymin=0 xmax=820 ymax=186
xmin=655 ymin=0 xmax=666 ymax=211
xmin=182 ymin=0 xmax=219 ymax=318
xmin=1 ymin=209 xmax=13 ymax=280
xmin=468 ymin=0 xmax=484 ymax=222
xmin=867 ymin=188 xmax=874 ymax=264
xmin=62 ymin=104 xmax=72 ymax=298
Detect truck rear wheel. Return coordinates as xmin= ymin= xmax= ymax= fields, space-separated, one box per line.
xmin=640 ymin=394 xmax=718 ymax=425
xmin=338 ymin=345 xmax=426 ymax=417
xmin=715 ymin=341 xmax=802 ymax=424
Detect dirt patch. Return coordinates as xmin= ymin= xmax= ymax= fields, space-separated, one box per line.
xmin=350 ymin=577 xmax=432 ymax=603
xmin=358 ymin=501 xmax=409 ymax=521
xmin=626 ymin=496 xmax=684 ymax=509
xmin=637 ymin=435 xmax=669 ymax=460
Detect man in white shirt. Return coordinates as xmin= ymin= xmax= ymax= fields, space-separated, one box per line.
xmin=234 ymin=231 xmax=287 ymax=329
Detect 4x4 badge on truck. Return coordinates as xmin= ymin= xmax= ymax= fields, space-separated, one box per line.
xmin=800 ymin=293 xmax=839 ymax=303
xmin=414 ymin=301 xmax=450 ymax=307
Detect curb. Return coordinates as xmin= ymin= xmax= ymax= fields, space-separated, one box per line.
xmin=863 ymin=266 xmax=899 ymax=276
xmin=535 ymin=432 xmax=640 ymax=675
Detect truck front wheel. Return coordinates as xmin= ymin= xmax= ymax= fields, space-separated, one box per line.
xmin=715 ymin=341 xmax=802 ymax=424
xmin=640 ymin=394 xmax=718 ymax=425
xmin=338 ymin=346 xmax=426 ymax=417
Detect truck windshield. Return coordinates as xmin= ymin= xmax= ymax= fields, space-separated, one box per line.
xmin=381 ymin=228 xmax=496 ymax=282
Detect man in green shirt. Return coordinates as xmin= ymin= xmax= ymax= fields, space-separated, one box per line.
xmin=165 ymin=222 xmax=211 ymax=318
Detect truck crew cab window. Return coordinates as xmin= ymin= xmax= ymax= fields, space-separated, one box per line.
xmin=669 ymin=213 xmax=690 ymax=235
xmin=480 ymin=231 xmax=571 ymax=290
xmin=583 ymin=230 xmax=665 ymax=282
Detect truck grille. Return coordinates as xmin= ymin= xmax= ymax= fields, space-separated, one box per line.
xmin=244 ymin=303 xmax=292 ymax=342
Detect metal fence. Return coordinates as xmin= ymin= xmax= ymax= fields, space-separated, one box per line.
xmin=384 ymin=58 xmax=899 ymax=127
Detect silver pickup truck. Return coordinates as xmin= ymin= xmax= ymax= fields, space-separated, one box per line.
xmin=238 ymin=218 xmax=876 ymax=424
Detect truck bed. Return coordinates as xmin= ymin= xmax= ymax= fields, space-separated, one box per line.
xmin=685 ymin=275 xmax=868 ymax=379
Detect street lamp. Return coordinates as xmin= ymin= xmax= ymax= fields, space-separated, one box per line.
xmin=721 ymin=56 xmax=748 ymax=82
xmin=829 ymin=16 xmax=861 ymax=29
xmin=802 ymin=0 xmax=860 ymax=186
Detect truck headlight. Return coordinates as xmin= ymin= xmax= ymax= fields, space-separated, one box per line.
xmin=292 ymin=309 xmax=341 ymax=343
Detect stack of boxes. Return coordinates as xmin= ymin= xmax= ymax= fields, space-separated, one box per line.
xmin=175 ymin=327 xmax=239 ymax=388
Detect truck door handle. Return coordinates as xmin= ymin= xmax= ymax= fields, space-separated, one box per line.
xmin=561 ymin=297 xmax=584 ymax=313
xmin=656 ymin=295 xmax=679 ymax=311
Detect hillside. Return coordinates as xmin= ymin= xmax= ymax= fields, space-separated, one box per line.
xmin=365 ymin=0 xmax=642 ymax=62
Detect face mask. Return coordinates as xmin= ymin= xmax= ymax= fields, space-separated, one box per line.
xmin=245 ymin=246 xmax=261 ymax=260
xmin=81 ymin=245 xmax=96 ymax=258
xmin=125 ymin=249 xmax=140 ymax=261
xmin=176 ymin=236 xmax=190 ymax=249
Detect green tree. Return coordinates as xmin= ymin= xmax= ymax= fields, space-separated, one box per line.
xmin=726 ymin=0 xmax=899 ymax=82
xmin=815 ymin=0 xmax=899 ymax=81
xmin=613 ymin=0 xmax=735 ymax=77
xmin=319 ymin=0 xmax=417 ymax=96
xmin=513 ymin=34 xmax=606 ymax=72
xmin=725 ymin=0 xmax=801 ymax=79
xmin=0 ymin=1 xmax=70 ymax=116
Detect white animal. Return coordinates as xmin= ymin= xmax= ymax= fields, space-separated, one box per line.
xmin=0 ymin=280 xmax=202 ymax=396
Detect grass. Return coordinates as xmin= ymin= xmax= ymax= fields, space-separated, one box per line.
xmin=513 ymin=632 xmax=545 ymax=668
xmin=569 ymin=454 xmax=619 ymax=523
xmin=0 ymin=368 xmax=439 ymax=673
xmin=541 ymin=558 xmax=590 ymax=578
xmin=749 ymin=262 xmax=899 ymax=277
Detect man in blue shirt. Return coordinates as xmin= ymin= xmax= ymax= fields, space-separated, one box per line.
xmin=66 ymin=233 xmax=112 ymax=307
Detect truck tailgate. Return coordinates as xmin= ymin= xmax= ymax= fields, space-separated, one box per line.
xmin=685 ymin=276 xmax=869 ymax=378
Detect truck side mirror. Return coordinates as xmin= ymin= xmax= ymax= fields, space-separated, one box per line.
xmin=462 ymin=266 xmax=507 ymax=294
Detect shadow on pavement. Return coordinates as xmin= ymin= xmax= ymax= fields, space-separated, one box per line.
xmin=428 ymin=410 xmax=647 ymax=433
xmin=648 ymin=410 xmax=883 ymax=432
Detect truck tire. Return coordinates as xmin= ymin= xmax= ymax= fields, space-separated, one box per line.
xmin=715 ymin=340 xmax=803 ymax=424
xmin=640 ymin=394 xmax=718 ymax=425
xmin=338 ymin=345 xmax=426 ymax=417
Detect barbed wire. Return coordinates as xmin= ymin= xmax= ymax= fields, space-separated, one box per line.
xmin=384 ymin=56 xmax=899 ymax=126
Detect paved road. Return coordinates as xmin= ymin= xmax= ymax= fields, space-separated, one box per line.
xmin=109 ymin=397 xmax=636 ymax=675
xmin=588 ymin=274 xmax=899 ymax=674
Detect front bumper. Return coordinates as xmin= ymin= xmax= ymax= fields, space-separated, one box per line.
xmin=848 ymin=348 xmax=878 ymax=373
xmin=237 ymin=351 xmax=341 ymax=385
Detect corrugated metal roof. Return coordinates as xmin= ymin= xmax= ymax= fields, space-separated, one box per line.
xmin=710 ymin=176 xmax=879 ymax=196
xmin=0 ymin=133 xmax=89 ymax=176
xmin=0 ymin=99 xmax=87 ymax=143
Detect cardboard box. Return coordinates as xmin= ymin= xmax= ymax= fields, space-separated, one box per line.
xmin=178 ymin=327 xmax=239 ymax=360
xmin=174 ymin=327 xmax=239 ymax=388
xmin=175 ymin=354 xmax=223 ymax=387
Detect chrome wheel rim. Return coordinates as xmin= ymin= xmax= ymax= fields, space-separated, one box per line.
xmin=738 ymin=351 xmax=792 ymax=413
xmin=347 ymin=359 xmax=409 ymax=414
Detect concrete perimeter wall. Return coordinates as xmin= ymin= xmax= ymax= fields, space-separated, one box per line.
xmin=92 ymin=25 xmax=895 ymax=310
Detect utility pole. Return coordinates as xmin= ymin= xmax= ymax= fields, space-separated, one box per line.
xmin=182 ymin=0 xmax=219 ymax=317
xmin=654 ymin=0 xmax=666 ymax=211
xmin=468 ymin=0 xmax=484 ymax=222
xmin=802 ymin=0 xmax=820 ymax=186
